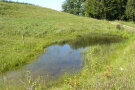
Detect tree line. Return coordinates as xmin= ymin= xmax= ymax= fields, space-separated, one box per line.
xmin=62 ymin=0 xmax=135 ymax=21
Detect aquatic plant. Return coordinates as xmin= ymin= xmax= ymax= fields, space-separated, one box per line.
xmin=20 ymin=71 xmax=42 ymax=90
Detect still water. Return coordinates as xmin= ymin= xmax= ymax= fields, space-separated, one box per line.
xmin=22 ymin=44 xmax=86 ymax=78
xmin=0 ymin=43 xmax=89 ymax=85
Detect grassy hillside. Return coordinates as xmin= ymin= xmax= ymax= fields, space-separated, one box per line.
xmin=0 ymin=1 xmax=135 ymax=89
xmin=0 ymin=1 xmax=121 ymax=73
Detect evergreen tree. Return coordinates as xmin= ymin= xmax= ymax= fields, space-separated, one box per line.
xmin=84 ymin=0 xmax=128 ymax=20
xmin=62 ymin=0 xmax=134 ymax=21
xmin=117 ymin=0 xmax=128 ymax=20
xmin=126 ymin=0 xmax=135 ymax=21
xmin=85 ymin=0 xmax=100 ymax=18
xmin=104 ymin=0 xmax=119 ymax=20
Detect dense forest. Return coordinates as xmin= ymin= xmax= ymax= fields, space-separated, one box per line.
xmin=62 ymin=0 xmax=135 ymax=21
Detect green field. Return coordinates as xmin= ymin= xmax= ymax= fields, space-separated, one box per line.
xmin=0 ymin=1 xmax=135 ymax=89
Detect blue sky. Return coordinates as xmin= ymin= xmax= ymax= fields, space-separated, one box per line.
xmin=9 ymin=0 xmax=65 ymax=11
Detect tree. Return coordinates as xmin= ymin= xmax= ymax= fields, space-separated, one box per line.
xmin=62 ymin=0 xmax=74 ymax=14
xmin=62 ymin=0 xmax=134 ymax=21
xmin=104 ymin=0 xmax=120 ymax=20
xmin=117 ymin=0 xmax=128 ymax=20
xmin=84 ymin=0 xmax=128 ymax=20
xmin=126 ymin=0 xmax=135 ymax=21
xmin=62 ymin=0 xmax=85 ymax=15
xmin=84 ymin=0 xmax=106 ymax=19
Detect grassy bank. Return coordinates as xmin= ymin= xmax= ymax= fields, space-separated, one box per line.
xmin=0 ymin=1 xmax=135 ymax=89
xmin=49 ymin=39 xmax=135 ymax=90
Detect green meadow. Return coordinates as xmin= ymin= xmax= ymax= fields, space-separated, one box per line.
xmin=0 ymin=1 xmax=135 ymax=89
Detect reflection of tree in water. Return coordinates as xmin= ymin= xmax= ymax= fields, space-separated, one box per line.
xmin=66 ymin=34 xmax=123 ymax=50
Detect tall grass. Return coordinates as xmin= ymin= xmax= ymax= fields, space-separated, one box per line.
xmin=49 ymin=40 xmax=135 ymax=90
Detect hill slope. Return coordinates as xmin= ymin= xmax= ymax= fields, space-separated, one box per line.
xmin=0 ymin=1 xmax=119 ymax=72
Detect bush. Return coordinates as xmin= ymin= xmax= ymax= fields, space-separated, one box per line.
xmin=116 ymin=24 xmax=122 ymax=30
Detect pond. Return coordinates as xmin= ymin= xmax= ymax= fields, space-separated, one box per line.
xmin=0 ymin=33 xmax=123 ymax=86
xmin=0 ymin=44 xmax=87 ymax=86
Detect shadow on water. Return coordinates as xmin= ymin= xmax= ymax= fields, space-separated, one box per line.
xmin=0 ymin=33 xmax=124 ymax=87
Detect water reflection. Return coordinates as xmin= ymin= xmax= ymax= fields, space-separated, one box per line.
xmin=25 ymin=44 xmax=85 ymax=78
xmin=58 ymin=34 xmax=123 ymax=49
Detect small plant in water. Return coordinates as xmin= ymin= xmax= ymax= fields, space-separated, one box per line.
xmin=20 ymin=71 xmax=42 ymax=90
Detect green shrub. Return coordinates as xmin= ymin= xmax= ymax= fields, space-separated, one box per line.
xmin=116 ymin=24 xmax=122 ymax=30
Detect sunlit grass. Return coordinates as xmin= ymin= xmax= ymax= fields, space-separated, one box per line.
xmin=0 ymin=1 xmax=126 ymax=73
